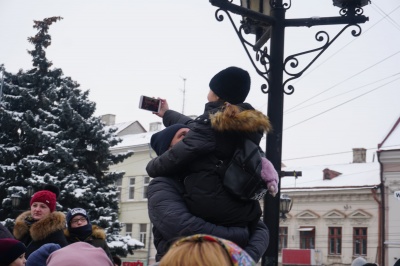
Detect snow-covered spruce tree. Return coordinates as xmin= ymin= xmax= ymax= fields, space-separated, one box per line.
xmin=0 ymin=17 xmax=133 ymax=255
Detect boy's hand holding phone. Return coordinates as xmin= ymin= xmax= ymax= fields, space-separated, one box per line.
xmin=154 ymin=98 xmax=169 ymax=118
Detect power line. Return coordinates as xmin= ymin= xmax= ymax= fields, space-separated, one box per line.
xmin=284 ymin=50 xmax=400 ymax=113
xmin=371 ymin=2 xmax=400 ymax=31
xmin=285 ymin=72 xmax=400 ymax=115
xmin=283 ymin=76 xmax=400 ymax=131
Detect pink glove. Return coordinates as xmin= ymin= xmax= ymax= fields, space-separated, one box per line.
xmin=261 ymin=157 xmax=279 ymax=197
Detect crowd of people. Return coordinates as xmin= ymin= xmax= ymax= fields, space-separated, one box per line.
xmin=0 ymin=185 xmax=121 ymax=266
xmin=0 ymin=66 xmax=384 ymax=266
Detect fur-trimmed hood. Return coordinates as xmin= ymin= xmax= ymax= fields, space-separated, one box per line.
xmin=209 ymin=102 xmax=272 ymax=134
xmin=64 ymin=225 xmax=106 ymax=240
xmin=14 ymin=210 xmax=66 ymax=241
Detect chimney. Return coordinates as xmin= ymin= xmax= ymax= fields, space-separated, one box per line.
xmin=352 ymin=148 xmax=366 ymax=163
xmin=323 ymin=168 xmax=342 ymax=180
xmin=149 ymin=122 xmax=162 ymax=132
xmin=101 ymin=114 xmax=116 ymax=126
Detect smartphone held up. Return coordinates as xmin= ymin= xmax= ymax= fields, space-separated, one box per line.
xmin=139 ymin=96 xmax=161 ymax=113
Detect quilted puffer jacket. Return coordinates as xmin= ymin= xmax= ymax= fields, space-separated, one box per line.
xmin=147 ymin=176 xmax=269 ymax=262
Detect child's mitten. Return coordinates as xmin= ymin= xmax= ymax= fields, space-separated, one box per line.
xmin=261 ymin=157 xmax=279 ymax=197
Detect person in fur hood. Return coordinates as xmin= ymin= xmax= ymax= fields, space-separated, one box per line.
xmin=13 ymin=185 xmax=68 ymax=259
xmin=146 ymin=66 xmax=277 ymax=230
xmin=64 ymin=208 xmax=113 ymax=262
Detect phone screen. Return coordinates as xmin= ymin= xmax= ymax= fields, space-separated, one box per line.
xmin=139 ymin=96 xmax=160 ymax=112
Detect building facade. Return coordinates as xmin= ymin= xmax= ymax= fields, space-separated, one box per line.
xmin=378 ymin=117 xmax=400 ymax=266
xmin=104 ymin=114 xmax=160 ymax=265
xmin=279 ymin=150 xmax=382 ymax=265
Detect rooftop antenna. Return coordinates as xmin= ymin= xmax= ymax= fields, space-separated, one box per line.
xmin=180 ymin=76 xmax=186 ymax=114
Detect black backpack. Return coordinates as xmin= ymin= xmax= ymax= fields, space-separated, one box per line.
xmin=221 ymin=138 xmax=268 ymax=201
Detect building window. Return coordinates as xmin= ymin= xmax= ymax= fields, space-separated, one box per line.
xmin=300 ymin=227 xmax=315 ymax=249
xmin=279 ymin=227 xmax=288 ymax=253
xmin=328 ymin=227 xmax=342 ymax=255
xmin=125 ymin=223 xmax=132 ymax=237
xmin=353 ymin=227 xmax=367 ymax=256
xmin=143 ymin=176 xmax=151 ymax=199
xmin=116 ymin=177 xmax=122 ymax=202
xmin=128 ymin=177 xmax=135 ymax=200
xmin=139 ymin=223 xmax=147 ymax=246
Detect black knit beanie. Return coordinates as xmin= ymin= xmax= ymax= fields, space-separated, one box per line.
xmin=0 ymin=238 xmax=26 ymax=265
xmin=209 ymin=66 xmax=251 ymax=104
xmin=150 ymin=124 xmax=190 ymax=156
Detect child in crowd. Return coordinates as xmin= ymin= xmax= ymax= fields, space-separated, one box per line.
xmin=64 ymin=208 xmax=113 ymax=262
xmin=147 ymin=66 xmax=278 ymax=230
xmin=0 ymin=238 xmax=27 ymax=266
xmin=147 ymin=124 xmax=269 ymax=262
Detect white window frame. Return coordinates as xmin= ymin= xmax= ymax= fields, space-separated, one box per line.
xmin=143 ymin=176 xmax=151 ymax=199
xmin=139 ymin=223 xmax=147 ymax=246
xmin=116 ymin=177 xmax=122 ymax=202
xmin=125 ymin=223 xmax=132 ymax=237
xmin=128 ymin=177 xmax=135 ymax=200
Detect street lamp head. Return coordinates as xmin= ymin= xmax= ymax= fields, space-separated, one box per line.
xmin=27 ymin=186 xmax=34 ymax=197
xmin=240 ymin=0 xmax=270 ymax=14
xmin=332 ymin=0 xmax=370 ymax=8
xmin=280 ymin=194 xmax=293 ymax=220
xmin=240 ymin=0 xmax=272 ymax=35
xmin=11 ymin=194 xmax=22 ymax=208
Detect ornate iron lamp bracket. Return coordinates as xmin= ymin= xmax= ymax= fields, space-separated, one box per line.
xmin=282 ymin=23 xmax=362 ymax=95
xmin=210 ymin=0 xmax=368 ymax=96
xmin=214 ymin=7 xmax=272 ymax=93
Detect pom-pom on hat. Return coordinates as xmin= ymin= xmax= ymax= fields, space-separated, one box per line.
xmin=0 ymin=238 xmax=27 ymax=265
xmin=209 ymin=66 xmax=251 ymax=104
xmin=150 ymin=124 xmax=190 ymax=156
xmin=30 ymin=184 xmax=60 ymax=212
xmin=66 ymin=208 xmax=89 ymax=227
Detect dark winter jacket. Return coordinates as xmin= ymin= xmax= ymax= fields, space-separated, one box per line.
xmin=146 ymin=101 xmax=270 ymax=227
xmin=147 ymin=177 xmax=269 ymax=262
xmin=0 ymin=223 xmax=14 ymax=239
xmin=64 ymin=225 xmax=113 ymax=262
xmin=13 ymin=210 xmax=68 ymax=258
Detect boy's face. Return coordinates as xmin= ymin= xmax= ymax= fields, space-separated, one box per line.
xmin=207 ymin=89 xmax=220 ymax=102
xmin=170 ymin=128 xmax=190 ymax=148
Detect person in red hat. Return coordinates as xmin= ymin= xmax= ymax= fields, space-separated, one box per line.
xmin=13 ymin=185 xmax=68 ymax=259
xmin=0 ymin=238 xmax=27 ymax=266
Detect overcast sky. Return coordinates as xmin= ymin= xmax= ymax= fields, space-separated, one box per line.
xmin=1 ymin=0 xmax=399 ymax=167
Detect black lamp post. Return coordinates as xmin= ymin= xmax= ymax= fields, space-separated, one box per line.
xmin=208 ymin=1 xmax=369 ymax=265
xmin=279 ymin=194 xmax=292 ymax=220
xmin=11 ymin=194 xmax=22 ymax=208
xmin=11 ymin=186 xmax=35 ymax=215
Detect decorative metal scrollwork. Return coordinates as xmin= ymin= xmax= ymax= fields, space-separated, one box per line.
xmin=214 ymin=8 xmax=271 ymax=93
xmin=339 ymin=6 xmax=365 ymax=16
xmin=211 ymin=0 xmax=366 ymax=96
xmin=282 ymin=23 xmax=362 ymax=94
xmin=270 ymin=0 xmax=291 ymax=10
